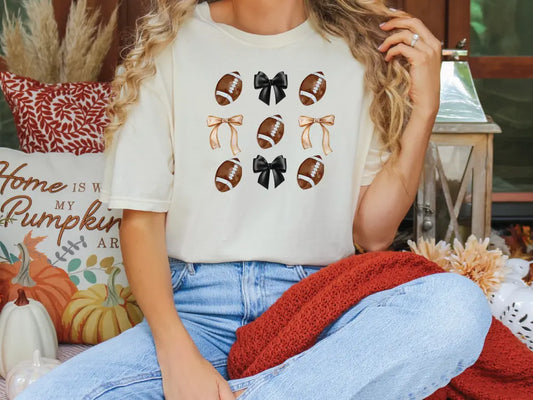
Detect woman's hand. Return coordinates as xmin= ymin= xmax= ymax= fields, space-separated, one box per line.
xmin=158 ymin=342 xmax=236 ymax=400
xmin=378 ymin=17 xmax=442 ymax=118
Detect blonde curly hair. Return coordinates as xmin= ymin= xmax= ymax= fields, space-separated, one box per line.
xmin=104 ymin=0 xmax=413 ymax=185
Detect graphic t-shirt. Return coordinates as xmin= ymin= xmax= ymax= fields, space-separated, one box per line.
xmin=99 ymin=2 xmax=391 ymax=266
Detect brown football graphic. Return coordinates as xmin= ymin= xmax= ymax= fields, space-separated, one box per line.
xmin=297 ymin=155 xmax=324 ymax=189
xmin=215 ymin=72 xmax=243 ymax=106
xmin=257 ymin=115 xmax=284 ymax=149
xmin=215 ymin=158 xmax=242 ymax=192
xmin=299 ymin=72 xmax=327 ymax=106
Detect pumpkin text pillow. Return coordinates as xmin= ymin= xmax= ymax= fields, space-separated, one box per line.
xmin=0 ymin=71 xmax=111 ymax=154
xmin=0 ymin=148 xmax=142 ymax=344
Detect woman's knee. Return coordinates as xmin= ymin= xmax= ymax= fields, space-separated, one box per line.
xmin=417 ymin=272 xmax=493 ymax=359
xmin=15 ymin=360 xmax=93 ymax=400
xmin=16 ymin=322 xmax=159 ymax=399
xmin=17 ymin=368 xmax=163 ymax=400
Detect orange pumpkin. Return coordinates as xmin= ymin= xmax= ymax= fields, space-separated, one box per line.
xmin=0 ymin=231 xmax=77 ymax=342
xmin=62 ymin=267 xmax=143 ymax=344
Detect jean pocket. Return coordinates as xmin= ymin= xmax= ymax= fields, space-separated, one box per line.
xmin=291 ymin=264 xmax=323 ymax=281
xmin=168 ymin=257 xmax=194 ymax=292
xmin=375 ymin=286 xmax=407 ymax=307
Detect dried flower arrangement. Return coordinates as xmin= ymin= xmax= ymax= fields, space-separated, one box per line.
xmin=408 ymin=235 xmax=510 ymax=296
xmin=0 ymin=0 xmax=117 ymax=83
xmin=503 ymin=224 xmax=533 ymax=261
xmin=405 ymin=237 xmax=452 ymax=269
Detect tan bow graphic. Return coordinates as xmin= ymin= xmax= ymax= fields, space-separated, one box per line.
xmin=298 ymin=115 xmax=335 ymax=156
xmin=207 ymin=115 xmax=244 ymax=156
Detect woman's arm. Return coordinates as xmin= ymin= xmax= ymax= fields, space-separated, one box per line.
xmin=119 ymin=209 xmax=236 ymax=400
xmin=353 ymin=17 xmax=442 ymax=252
xmin=119 ymin=210 xmax=196 ymax=351
xmin=353 ymin=108 xmax=436 ymax=251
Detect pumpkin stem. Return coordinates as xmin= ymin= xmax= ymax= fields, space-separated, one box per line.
xmin=11 ymin=242 xmax=36 ymax=287
xmin=33 ymin=349 xmax=42 ymax=367
xmin=15 ymin=288 xmax=30 ymax=306
xmin=102 ymin=267 xmax=125 ymax=307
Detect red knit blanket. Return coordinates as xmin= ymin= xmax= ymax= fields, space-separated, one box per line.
xmin=227 ymin=251 xmax=533 ymax=400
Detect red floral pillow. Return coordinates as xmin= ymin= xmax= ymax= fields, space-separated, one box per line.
xmin=0 ymin=71 xmax=112 ymax=154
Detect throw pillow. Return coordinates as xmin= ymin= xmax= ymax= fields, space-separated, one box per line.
xmin=0 ymin=71 xmax=111 ymax=154
xmin=0 ymin=148 xmax=142 ymax=344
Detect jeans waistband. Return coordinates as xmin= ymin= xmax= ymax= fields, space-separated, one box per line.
xmin=167 ymin=256 xmax=319 ymax=269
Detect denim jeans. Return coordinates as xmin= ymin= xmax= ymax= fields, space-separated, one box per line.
xmin=17 ymin=256 xmax=492 ymax=400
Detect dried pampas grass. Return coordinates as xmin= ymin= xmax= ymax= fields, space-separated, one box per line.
xmin=1 ymin=1 xmax=31 ymax=78
xmin=81 ymin=7 xmax=117 ymax=82
xmin=408 ymin=235 xmax=509 ymax=296
xmin=60 ymin=0 xmax=117 ymax=82
xmin=0 ymin=0 xmax=117 ymax=83
xmin=23 ymin=0 xmax=60 ymax=82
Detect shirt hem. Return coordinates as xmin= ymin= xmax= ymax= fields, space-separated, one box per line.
xmin=99 ymin=192 xmax=171 ymax=212
xmin=166 ymin=247 xmax=356 ymax=267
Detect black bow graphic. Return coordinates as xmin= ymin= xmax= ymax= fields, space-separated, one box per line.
xmin=253 ymin=155 xmax=287 ymax=189
xmin=254 ymin=71 xmax=288 ymax=105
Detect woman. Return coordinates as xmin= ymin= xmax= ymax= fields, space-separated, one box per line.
xmin=18 ymin=0 xmax=492 ymax=399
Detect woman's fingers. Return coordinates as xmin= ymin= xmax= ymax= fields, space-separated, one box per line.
xmin=383 ymin=42 xmax=420 ymax=63
xmin=218 ymin=379 xmax=238 ymax=400
xmin=378 ymin=30 xmax=434 ymax=55
xmin=380 ymin=17 xmax=442 ymax=52
xmin=377 ymin=15 xmax=441 ymax=113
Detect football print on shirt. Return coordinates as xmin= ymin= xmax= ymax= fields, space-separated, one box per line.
xmin=215 ymin=158 xmax=242 ymax=192
xmin=210 ymin=70 xmax=331 ymax=192
xmin=297 ymin=155 xmax=324 ymax=189
xmin=257 ymin=115 xmax=284 ymax=149
xmin=299 ymin=72 xmax=327 ymax=105
xmin=215 ymin=72 xmax=243 ymax=105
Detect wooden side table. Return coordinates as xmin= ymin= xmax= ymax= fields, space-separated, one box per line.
xmin=414 ymin=117 xmax=502 ymax=242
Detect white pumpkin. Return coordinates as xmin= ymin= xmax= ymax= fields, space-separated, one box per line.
xmin=505 ymin=258 xmax=531 ymax=281
xmin=6 ymin=349 xmax=60 ymax=400
xmin=488 ymin=258 xmax=533 ymax=351
xmin=0 ymin=289 xmax=58 ymax=378
xmin=489 ymin=281 xmax=529 ymax=317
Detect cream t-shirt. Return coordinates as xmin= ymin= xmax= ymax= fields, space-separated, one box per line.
xmin=99 ymin=2 xmax=391 ymax=266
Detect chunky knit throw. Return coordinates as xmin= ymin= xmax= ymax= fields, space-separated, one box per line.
xmin=227 ymin=251 xmax=533 ymax=400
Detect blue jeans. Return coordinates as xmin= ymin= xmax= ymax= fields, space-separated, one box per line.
xmin=18 ymin=257 xmax=492 ymax=400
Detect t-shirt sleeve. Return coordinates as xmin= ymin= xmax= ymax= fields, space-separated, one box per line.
xmin=360 ymin=127 xmax=392 ymax=186
xmin=99 ymin=59 xmax=174 ymax=212
xmin=359 ymin=91 xmax=392 ymax=187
